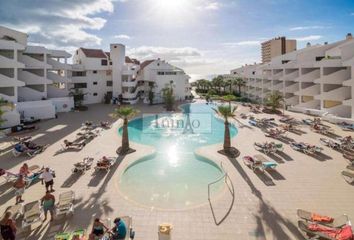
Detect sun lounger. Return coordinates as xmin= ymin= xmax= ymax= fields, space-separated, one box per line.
xmin=320 ymin=138 xmax=341 ymax=150
xmin=55 ymin=229 xmax=85 ymax=240
xmin=72 ymin=157 xmax=94 ymax=174
xmin=56 ymin=191 xmax=75 ymax=216
xmin=342 ymin=171 xmax=354 ymax=184
xmin=298 ymin=220 xmax=353 ymax=240
xmin=95 ymin=157 xmax=115 ymax=171
xmin=297 ymin=209 xmax=350 ymax=228
xmin=243 ymin=155 xmax=277 ymax=172
xmin=22 ymin=200 xmax=42 ymax=228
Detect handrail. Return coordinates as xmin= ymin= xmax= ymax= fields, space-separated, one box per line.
xmin=207 ymin=161 xmax=235 ymax=225
xmin=207 ymin=162 xmax=227 ymax=200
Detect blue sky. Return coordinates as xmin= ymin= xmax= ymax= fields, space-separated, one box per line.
xmin=0 ymin=0 xmax=354 ymax=80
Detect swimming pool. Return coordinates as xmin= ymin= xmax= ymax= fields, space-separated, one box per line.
xmin=118 ymin=103 xmax=238 ymax=209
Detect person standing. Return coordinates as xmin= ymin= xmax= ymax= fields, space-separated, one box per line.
xmin=13 ymin=175 xmax=25 ymax=204
xmin=0 ymin=212 xmax=16 ymax=240
xmin=41 ymin=168 xmax=54 ymax=192
xmin=41 ymin=191 xmax=55 ymax=222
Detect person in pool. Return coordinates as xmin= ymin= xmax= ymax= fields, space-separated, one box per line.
xmin=89 ymin=218 xmax=109 ymax=240
xmin=111 ymin=218 xmax=127 ymax=240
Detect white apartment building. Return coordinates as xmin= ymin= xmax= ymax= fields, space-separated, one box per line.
xmin=71 ymin=45 xmax=192 ymax=105
xmin=0 ymin=26 xmax=74 ymax=128
xmin=231 ymin=34 xmax=354 ymax=123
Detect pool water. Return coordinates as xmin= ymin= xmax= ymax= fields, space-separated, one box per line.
xmin=118 ymin=103 xmax=238 ymax=209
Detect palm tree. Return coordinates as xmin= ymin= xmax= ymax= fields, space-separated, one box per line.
xmin=162 ymin=81 xmax=175 ymax=111
xmin=234 ymin=77 xmax=246 ymax=95
xmin=213 ymin=105 xmax=237 ymax=153
xmin=112 ymin=106 xmax=139 ymax=155
xmin=211 ymin=75 xmax=224 ymax=94
xmin=266 ymin=91 xmax=284 ymax=112
xmin=222 ymin=94 xmax=236 ymax=108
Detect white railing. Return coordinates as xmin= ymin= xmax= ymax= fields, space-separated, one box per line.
xmin=207 ymin=162 xmax=235 ymax=226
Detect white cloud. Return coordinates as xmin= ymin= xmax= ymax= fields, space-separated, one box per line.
xmin=0 ymin=0 xmax=114 ymax=48
xmin=114 ymin=34 xmax=131 ymax=40
xmin=127 ymin=46 xmax=202 ymax=60
xmin=295 ymin=35 xmax=323 ymax=41
xmin=204 ymin=1 xmax=222 ymax=10
xmin=223 ymin=41 xmax=261 ymax=47
xmin=351 ymin=13 xmax=354 ymax=16
xmin=197 ymin=1 xmax=222 ymax=11
xmin=290 ymin=26 xmax=326 ymax=31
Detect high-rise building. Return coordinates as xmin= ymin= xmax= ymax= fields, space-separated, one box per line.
xmin=261 ymin=37 xmax=297 ymax=63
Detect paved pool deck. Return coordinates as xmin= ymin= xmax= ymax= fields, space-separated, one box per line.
xmin=0 ymin=101 xmax=353 ymax=240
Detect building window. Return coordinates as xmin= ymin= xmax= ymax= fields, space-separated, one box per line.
xmin=93 ymin=93 xmax=98 ymax=96
xmin=72 ymin=71 xmax=86 ymax=77
xmin=101 ymin=59 xmax=108 ymax=66
xmin=157 ymin=71 xmax=165 ymax=75
xmin=93 ymin=70 xmax=97 ymax=74
xmin=107 ymin=81 xmax=113 ymax=87
xmin=93 ymin=82 xmax=97 ymax=85
xmin=74 ymin=83 xmax=87 ymax=88
xmin=109 ymin=61 xmax=112 ymax=65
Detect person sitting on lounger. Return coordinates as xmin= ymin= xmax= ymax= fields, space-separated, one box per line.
xmin=111 ymin=218 xmax=127 ymax=240
xmin=0 ymin=211 xmax=17 ymax=240
xmin=89 ymin=218 xmax=109 ymax=240
xmin=97 ymin=156 xmax=111 ymax=168
xmin=313 ymin=124 xmax=321 ymax=131
xmin=14 ymin=143 xmax=27 ymax=153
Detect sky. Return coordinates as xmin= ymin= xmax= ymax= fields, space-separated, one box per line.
xmin=0 ymin=0 xmax=354 ymax=81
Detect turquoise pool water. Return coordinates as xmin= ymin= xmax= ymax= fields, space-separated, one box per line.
xmin=118 ymin=103 xmax=238 ymax=209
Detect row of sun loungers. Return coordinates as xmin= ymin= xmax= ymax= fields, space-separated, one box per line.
xmin=71 ymin=157 xmax=116 ymax=174
xmin=297 ymin=209 xmax=353 ymax=239
xmin=290 ymin=142 xmax=323 ymax=155
xmin=254 ymin=142 xmax=283 ymax=154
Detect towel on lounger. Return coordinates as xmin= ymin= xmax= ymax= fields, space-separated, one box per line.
xmin=308 ymin=224 xmax=353 ymax=240
xmin=311 ymin=213 xmax=334 ymax=223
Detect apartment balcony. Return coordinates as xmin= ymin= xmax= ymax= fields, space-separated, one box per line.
xmin=71 ymin=76 xmax=88 ymax=83
xmin=285 ymin=95 xmax=299 ymax=105
xmin=343 ymin=56 xmax=354 ymax=66
xmin=280 ymin=70 xmax=299 ymax=81
xmin=296 ymin=99 xmax=321 ymax=109
xmin=49 ymin=50 xmax=71 ymax=58
xmin=314 ymin=69 xmax=350 ymax=84
xmin=272 ymin=71 xmax=283 ymax=80
xmin=263 ymin=81 xmax=272 ymax=89
xmin=272 ymin=82 xmax=284 ymax=91
xmin=0 ymin=55 xmax=25 ymax=68
xmin=294 ymin=69 xmax=320 ymax=82
xmin=295 ymin=84 xmax=320 ymax=96
xmin=0 ymin=73 xmax=25 ymax=87
xmin=315 ymin=86 xmax=351 ymax=101
xmin=122 ymin=80 xmax=138 ymax=88
xmin=282 ymin=60 xmax=298 ymax=68
xmin=343 ymin=98 xmax=352 ymax=106
xmin=284 ymin=83 xmax=299 ymax=93
xmin=18 ymin=86 xmax=46 ymax=102
xmin=0 ymin=39 xmax=26 ymax=50
xmin=47 ymin=72 xmax=71 ymax=83
xmin=342 ymin=78 xmax=353 ymax=86
xmin=314 ymin=58 xmax=342 ymax=68
xmin=18 ymin=70 xmax=53 ymax=85
xmin=18 ymin=55 xmax=51 ymax=69
xmin=47 ymin=58 xmax=71 ymax=70
xmin=324 ymin=104 xmax=351 ymax=118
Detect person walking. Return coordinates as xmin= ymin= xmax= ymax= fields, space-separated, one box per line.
xmin=13 ymin=175 xmax=25 ymax=204
xmin=0 ymin=212 xmax=16 ymax=240
xmin=41 ymin=168 xmax=54 ymax=192
xmin=41 ymin=191 xmax=55 ymax=222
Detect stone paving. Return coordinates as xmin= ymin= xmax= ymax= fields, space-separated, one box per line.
xmin=0 ymin=102 xmax=353 ymax=240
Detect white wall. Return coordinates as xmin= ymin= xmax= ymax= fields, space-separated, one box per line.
xmin=16 ymin=100 xmax=56 ymax=120
xmin=51 ymin=97 xmax=74 ymax=112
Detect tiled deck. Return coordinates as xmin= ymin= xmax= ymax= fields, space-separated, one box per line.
xmin=0 ymin=102 xmax=353 ymax=240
